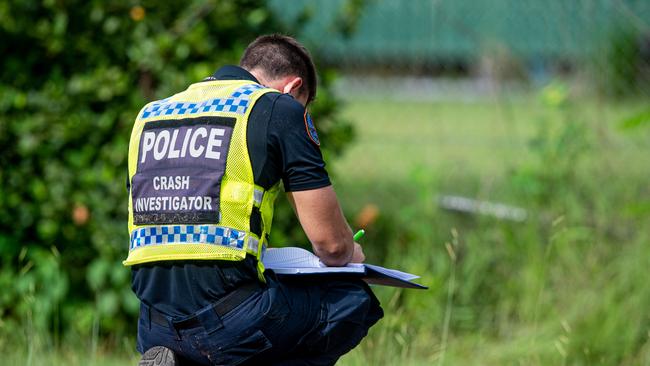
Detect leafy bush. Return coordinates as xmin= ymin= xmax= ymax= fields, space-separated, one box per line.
xmin=596 ymin=24 xmax=650 ymax=97
xmin=0 ymin=0 xmax=356 ymax=345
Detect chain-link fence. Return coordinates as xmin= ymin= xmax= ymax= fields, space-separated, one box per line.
xmin=271 ymin=0 xmax=650 ymax=98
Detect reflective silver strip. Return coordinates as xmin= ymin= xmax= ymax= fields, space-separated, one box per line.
xmin=247 ymin=236 xmax=260 ymax=257
xmin=253 ymin=189 xmax=264 ymax=206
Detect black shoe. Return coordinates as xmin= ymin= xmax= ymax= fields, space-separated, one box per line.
xmin=138 ymin=346 xmax=177 ymax=366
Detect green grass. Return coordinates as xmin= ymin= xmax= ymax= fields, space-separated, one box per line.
xmin=332 ymin=96 xmax=649 ymax=203
xmin=1 ymin=337 xmax=138 ymax=366
xmin=329 ymin=92 xmax=650 ymax=365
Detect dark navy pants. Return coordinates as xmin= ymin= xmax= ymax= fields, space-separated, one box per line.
xmin=137 ymin=276 xmax=383 ymax=365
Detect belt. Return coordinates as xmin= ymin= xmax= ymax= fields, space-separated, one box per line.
xmin=149 ymin=282 xmax=261 ymax=330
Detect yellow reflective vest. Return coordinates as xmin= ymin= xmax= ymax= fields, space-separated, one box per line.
xmin=123 ymin=79 xmax=280 ymax=280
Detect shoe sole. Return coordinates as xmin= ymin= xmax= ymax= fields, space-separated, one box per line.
xmin=138 ymin=346 xmax=177 ymax=366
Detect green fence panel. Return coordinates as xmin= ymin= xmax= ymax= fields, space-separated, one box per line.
xmin=270 ymin=0 xmax=650 ymax=65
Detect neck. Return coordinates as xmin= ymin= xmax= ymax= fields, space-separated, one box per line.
xmin=247 ymin=68 xmax=269 ymax=86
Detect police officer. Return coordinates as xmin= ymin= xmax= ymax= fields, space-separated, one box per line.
xmin=126 ymin=34 xmax=383 ymax=366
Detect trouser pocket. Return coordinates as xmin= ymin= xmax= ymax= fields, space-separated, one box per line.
xmin=197 ymin=329 xmax=272 ymax=366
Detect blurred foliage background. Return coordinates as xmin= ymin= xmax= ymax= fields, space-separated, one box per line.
xmin=1 ymin=0 xmax=650 ymax=365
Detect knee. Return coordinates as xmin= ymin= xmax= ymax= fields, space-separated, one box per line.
xmin=325 ymin=281 xmax=384 ymax=326
xmin=355 ymin=283 xmax=384 ymax=326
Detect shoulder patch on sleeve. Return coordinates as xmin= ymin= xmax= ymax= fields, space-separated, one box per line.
xmin=304 ymin=111 xmax=320 ymax=146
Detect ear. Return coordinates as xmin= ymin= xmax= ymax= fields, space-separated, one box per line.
xmin=282 ymin=76 xmax=303 ymax=94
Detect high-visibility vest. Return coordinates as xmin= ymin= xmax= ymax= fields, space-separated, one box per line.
xmin=123 ymin=79 xmax=280 ymax=280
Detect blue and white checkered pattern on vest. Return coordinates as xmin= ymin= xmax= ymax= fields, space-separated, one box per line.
xmin=140 ymin=84 xmax=264 ymax=119
xmin=130 ymin=225 xmax=246 ymax=250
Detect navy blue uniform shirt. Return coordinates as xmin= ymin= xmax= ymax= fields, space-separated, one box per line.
xmin=131 ymin=66 xmax=331 ymax=317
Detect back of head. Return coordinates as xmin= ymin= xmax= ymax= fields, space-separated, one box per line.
xmin=240 ymin=34 xmax=317 ymax=104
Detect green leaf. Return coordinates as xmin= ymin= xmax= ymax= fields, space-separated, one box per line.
xmin=620 ymin=108 xmax=650 ymax=130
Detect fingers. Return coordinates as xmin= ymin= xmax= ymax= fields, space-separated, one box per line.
xmin=351 ymin=243 xmax=366 ymax=263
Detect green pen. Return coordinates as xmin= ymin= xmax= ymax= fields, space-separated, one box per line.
xmin=353 ymin=229 xmax=365 ymax=241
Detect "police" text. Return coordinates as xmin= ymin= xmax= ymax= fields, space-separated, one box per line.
xmin=140 ymin=127 xmax=226 ymax=163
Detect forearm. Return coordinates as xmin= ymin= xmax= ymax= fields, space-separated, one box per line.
xmin=287 ymin=186 xmax=354 ymax=266
xmin=309 ymin=202 xmax=354 ymax=266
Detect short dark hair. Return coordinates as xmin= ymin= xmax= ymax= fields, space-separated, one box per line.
xmin=240 ymin=34 xmax=317 ymax=104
